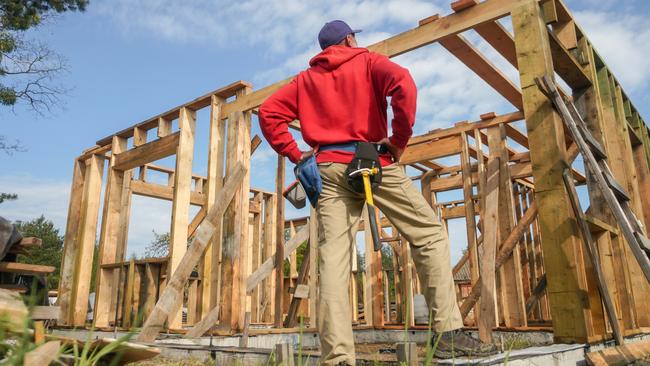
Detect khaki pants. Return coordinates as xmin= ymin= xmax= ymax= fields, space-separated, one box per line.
xmin=316 ymin=163 xmax=463 ymax=366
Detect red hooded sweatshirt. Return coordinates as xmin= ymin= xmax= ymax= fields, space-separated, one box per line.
xmin=259 ymin=45 xmax=417 ymax=165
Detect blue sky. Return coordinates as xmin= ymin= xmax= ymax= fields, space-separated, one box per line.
xmin=2 ymin=0 xmax=650 ymax=262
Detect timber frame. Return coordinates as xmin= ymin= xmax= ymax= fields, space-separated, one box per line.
xmin=58 ymin=0 xmax=650 ymax=344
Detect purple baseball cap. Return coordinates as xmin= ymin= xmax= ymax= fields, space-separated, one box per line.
xmin=318 ymin=20 xmax=362 ymax=50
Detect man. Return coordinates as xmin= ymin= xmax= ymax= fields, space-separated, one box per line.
xmin=259 ymin=20 xmax=496 ymax=366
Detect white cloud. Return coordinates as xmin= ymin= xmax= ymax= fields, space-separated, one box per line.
xmin=0 ymin=175 xmax=70 ymax=229
xmin=96 ymin=0 xmax=444 ymax=54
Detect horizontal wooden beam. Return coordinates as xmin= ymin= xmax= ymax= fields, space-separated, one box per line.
xmin=96 ymin=80 xmax=251 ymax=146
xmin=401 ymin=136 xmax=461 ymax=164
xmin=0 ymin=262 xmax=55 ymax=275
xmin=131 ymin=180 xmax=206 ymax=206
xmin=407 ymin=111 xmax=524 ymax=146
xmin=113 ymin=132 xmax=180 ymax=171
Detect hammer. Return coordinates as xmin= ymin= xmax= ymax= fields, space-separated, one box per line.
xmin=349 ymin=167 xmax=382 ymax=251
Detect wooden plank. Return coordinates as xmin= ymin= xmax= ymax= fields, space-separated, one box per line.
xmin=0 ymin=289 xmax=28 ymax=332
xmin=219 ymin=98 xmax=253 ymax=332
xmin=113 ymin=132 xmax=180 ymax=171
xmin=477 ymin=157 xmax=499 ymax=343
xmin=24 ymin=341 xmax=60 ymax=366
xmin=547 ymin=29 xmax=591 ymax=89
xmin=396 ymin=342 xmax=418 ymax=366
xmin=563 ymin=169 xmax=621 ymax=343
xmin=474 ymin=21 xmax=518 ymax=67
xmin=250 ymin=192 xmax=263 ymax=322
xmin=274 ymin=156 xmax=285 ymax=327
xmin=131 ymin=180 xmax=206 ymax=205
xmin=275 ymin=343 xmax=295 ymax=366
xmin=70 ymin=154 xmax=104 ymax=327
xmin=512 ymin=0 xmax=592 ymax=343
xmin=418 ymin=14 xmax=440 ymax=27
xmin=157 ymin=117 xmax=171 ymax=138
xmin=439 ymin=34 xmax=523 ymax=110
xmin=167 ymin=107 xmax=197 ymax=329
xmin=93 ymin=136 xmax=127 ymax=328
xmin=262 ymin=194 xmax=277 ymax=323
xmin=407 ymin=111 xmax=524 ymax=147
xmin=460 ymin=132 xmax=480 ymax=319
xmin=400 ymin=135 xmax=460 ymax=164
xmin=122 ymin=259 xmax=136 ymax=328
xmin=246 ymin=225 xmax=310 ymax=293
xmin=487 ymin=125 xmax=526 ymax=327
xmin=142 ymin=263 xmax=160 ymax=320
xmin=136 ymin=164 xmax=246 ymax=342
xmin=586 ymin=339 xmax=650 ymax=366
xmin=451 ymin=0 xmax=478 ymax=12
xmin=30 ymin=305 xmax=60 ymax=320
xmin=58 ymin=158 xmax=86 ymax=325
xmin=200 ymin=96 xmax=226 ymax=321
xmin=187 ymin=279 xmax=198 ymax=325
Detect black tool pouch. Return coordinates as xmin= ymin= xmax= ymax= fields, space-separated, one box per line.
xmin=344 ymin=142 xmax=383 ymax=193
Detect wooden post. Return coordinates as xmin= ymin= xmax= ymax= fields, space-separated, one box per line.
xmin=69 ymin=155 xmax=104 ymax=326
xmin=460 ymin=131 xmax=480 ymax=319
xmin=512 ymin=0 xmax=593 ymax=342
xmin=122 ymin=259 xmax=136 ymax=328
xmin=94 ymin=136 xmax=128 ymax=328
xmin=396 ymin=342 xmax=418 ymax=366
xmin=167 ymin=107 xmax=197 ymax=329
xmin=594 ymin=66 xmax=639 ymax=331
xmin=262 ymin=194 xmax=277 ymax=323
xmin=58 ymin=158 xmax=86 ymax=325
xmin=289 ymin=222 xmax=297 ymax=282
xmin=274 ymin=155 xmax=285 ymax=327
xmin=201 ymin=95 xmax=226 ymax=320
xmin=250 ymin=193 xmax=263 ymax=322
xmin=219 ymin=92 xmax=252 ymax=332
xmin=478 ymin=157 xmax=499 ymax=343
xmin=275 ymin=343 xmax=294 ymax=366
xmin=611 ymin=84 xmax=650 ymax=328
xmin=142 ymin=263 xmax=160 ymax=319
xmin=187 ymin=279 xmax=198 ymax=325
xmin=487 ymin=125 xmax=527 ymax=327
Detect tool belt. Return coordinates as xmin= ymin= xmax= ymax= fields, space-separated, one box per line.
xmin=321 ymin=142 xmax=384 ymax=194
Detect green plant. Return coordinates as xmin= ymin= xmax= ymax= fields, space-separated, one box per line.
xmin=59 ymin=330 xmax=133 ymax=366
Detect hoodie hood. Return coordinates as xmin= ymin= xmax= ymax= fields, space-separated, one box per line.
xmin=309 ymin=46 xmax=368 ymax=70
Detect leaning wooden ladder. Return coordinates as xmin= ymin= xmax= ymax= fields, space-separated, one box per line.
xmin=537 ymin=75 xmax=650 ymax=344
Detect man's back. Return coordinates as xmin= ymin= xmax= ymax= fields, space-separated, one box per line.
xmin=259 ymin=45 xmax=416 ymax=165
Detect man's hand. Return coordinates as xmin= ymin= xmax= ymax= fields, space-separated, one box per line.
xmin=298 ymin=149 xmax=314 ymax=164
xmin=376 ymin=138 xmax=404 ymax=162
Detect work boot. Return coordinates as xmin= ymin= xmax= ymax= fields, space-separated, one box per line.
xmin=431 ymin=329 xmax=498 ymax=359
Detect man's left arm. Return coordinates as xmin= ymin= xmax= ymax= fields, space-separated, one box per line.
xmin=370 ymin=54 xmax=417 ymax=160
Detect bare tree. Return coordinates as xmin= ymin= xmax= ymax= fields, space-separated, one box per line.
xmin=1 ymin=37 xmax=68 ymax=115
xmin=1 ymin=0 xmax=88 ymax=153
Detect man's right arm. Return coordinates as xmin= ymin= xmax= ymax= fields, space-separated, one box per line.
xmin=259 ymin=79 xmax=303 ymax=164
